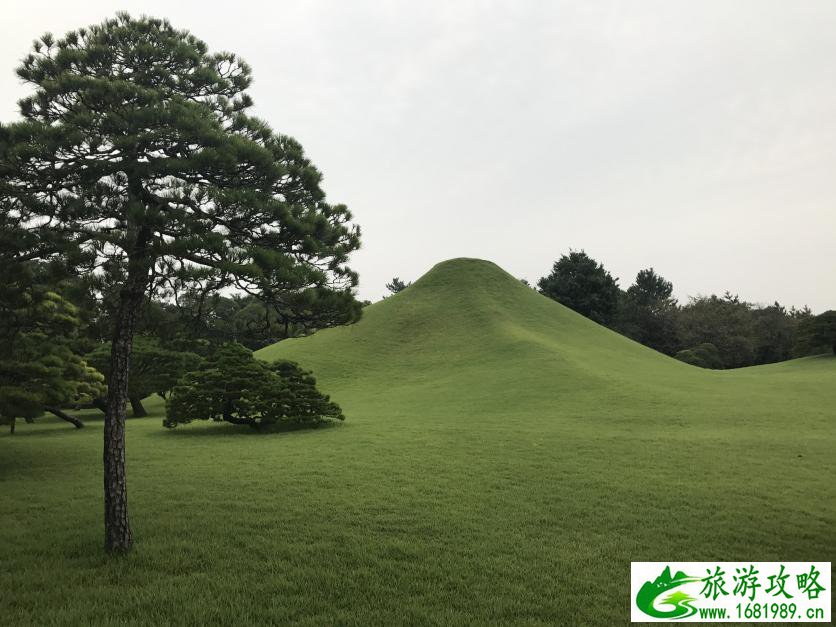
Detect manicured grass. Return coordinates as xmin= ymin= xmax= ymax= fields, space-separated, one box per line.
xmin=2 ymin=259 xmax=834 ymax=625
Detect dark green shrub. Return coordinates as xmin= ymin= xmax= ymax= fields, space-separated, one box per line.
xmin=675 ymin=343 xmax=724 ymax=369
xmin=164 ymin=343 xmax=343 ymax=429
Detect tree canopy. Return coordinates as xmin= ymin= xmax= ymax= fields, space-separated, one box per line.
xmin=676 ymin=293 xmax=757 ymax=369
xmin=626 ymin=268 xmax=673 ymax=306
xmin=537 ymin=251 xmax=620 ymax=324
xmin=1 ymin=13 xmax=360 ymax=309
xmin=615 ymin=268 xmax=679 ymax=355
xmin=797 ymin=310 xmax=836 ymax=355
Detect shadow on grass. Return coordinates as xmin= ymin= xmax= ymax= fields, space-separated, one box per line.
xmin=152 ymin=419 xmax=345 ymax=438
xmin=1 ymin=414 xmax=346 ymax=442
xmin=66 ymin=407 xmax=161 ymax=424
xmin=0 ymin=413 xmax=167 ymax=440
xmin=0 ymin=421 xmax=96 ymax=441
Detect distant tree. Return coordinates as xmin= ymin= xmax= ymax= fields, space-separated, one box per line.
xmin=537 ymin=251 xmax=620 ymax=324
xmin=385 ymin=277 xmax=411 ymax=295
xmin=86 ymin=337 xmax=202 ymax=417
xmin=166 ymin=291 xmax=357 ymax=350
xmin=155 ymin=292 xmax=280 ymax=350
xmin=164 ymin=343 xmax=343 ymax=429
xmin=787 ymin=306 xmax=814 ymax=357
xmin=615 ymin=268 xmax=679 ymax=355
xmin=627 ymin=268 xmax=673 ymax=306
xmin=0 ymin=265 xmax=105 ymax=433
xmin=750 ymin=303 xmax=797 ymax=364
xmin=0 ymin=14 xmax=360 ymax=550
xmin=677 ymin=293 xmax=755 ymax=369
xmin=796 ymin=311 xmax=836 ymax=355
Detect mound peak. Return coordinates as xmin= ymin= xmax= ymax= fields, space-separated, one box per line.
xmin=417 ymin=257 xmax=508 ymax=277
xmin=389 ymin=257 xmax=530 ymax=303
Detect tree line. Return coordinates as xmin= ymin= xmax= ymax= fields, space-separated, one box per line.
xmin=534 ymin=251 xmax=835 ymax=368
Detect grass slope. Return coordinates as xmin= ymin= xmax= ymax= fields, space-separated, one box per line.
xmin=2 ymin=258 xmax=834 ymax=625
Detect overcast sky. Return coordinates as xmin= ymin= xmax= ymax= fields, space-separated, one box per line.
xmin=2 ymin=1 xmax=834 ymax=310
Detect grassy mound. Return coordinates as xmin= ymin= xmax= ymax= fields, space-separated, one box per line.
xmin=259 ymin=257 xmax=701 ymax=408
xmin=2 ymin=258 xmax=834 ymax=625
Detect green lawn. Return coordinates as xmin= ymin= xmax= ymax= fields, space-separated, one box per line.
xmin=2 ymin=259 xmax=834 ymax=625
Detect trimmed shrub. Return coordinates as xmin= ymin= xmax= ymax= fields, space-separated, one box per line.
xmin=164 ymin=343 xmax=343 ymax=429
xmin=675 ymin=342 xmax=724 ymax=369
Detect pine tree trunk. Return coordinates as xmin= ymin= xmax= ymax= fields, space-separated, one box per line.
xmin=9 ymin=416 xmax=15 ymax=435
xmin=104 ymin=299 xmax=138 ymax=552
xmin=46 ymin=407 xmax=84 ymax=428
xmin=103 ymin=229 xmax=150 ymax=553
xmin=129 ymin=397 xmax=147 ymax=418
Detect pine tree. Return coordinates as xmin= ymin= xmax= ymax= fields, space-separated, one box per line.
xmin=0 ymin=263 xmax=105 ymax=433
xmin=385 ymin=277 xmax=411 ymax=295
xmin=164 ymin=343 xmax=343 ymax=429
xmin=616 ymin=268 xmax=680 ymax=355
xmin=0 ymin=14 xmax=360 ymax=551
xmin=537 ymin=251 xmax=620 ymax=325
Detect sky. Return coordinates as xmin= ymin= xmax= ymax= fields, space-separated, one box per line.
xmin=2 ymin=1 xmax=835 ymax=310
